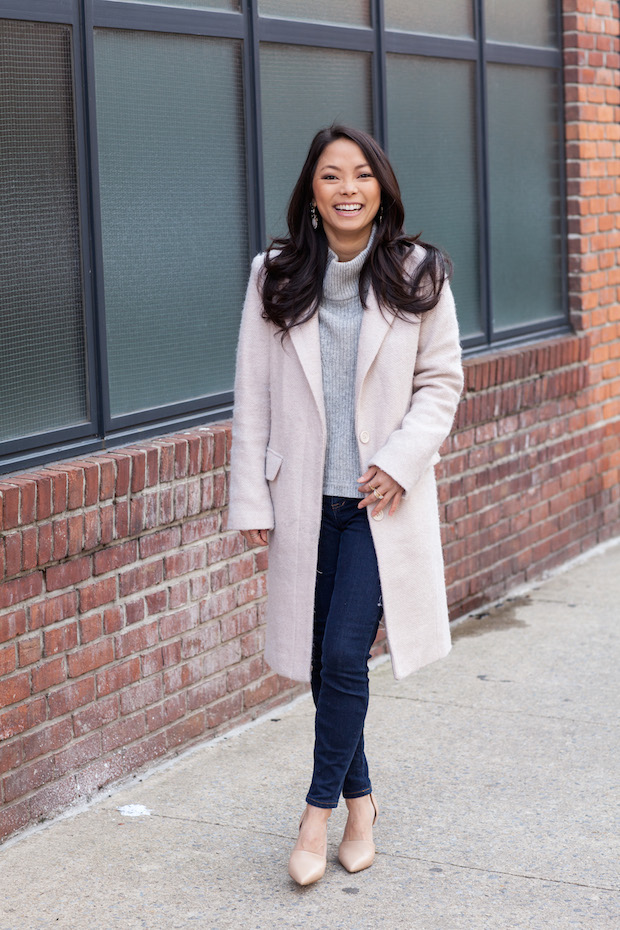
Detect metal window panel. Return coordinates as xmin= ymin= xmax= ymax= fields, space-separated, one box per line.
xmin=0 ymin=3 xmax=101 ymax=461
xmin=93 ymin=28 xmax=248 ymax=420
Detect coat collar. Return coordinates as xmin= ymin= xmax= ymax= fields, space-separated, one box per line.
xmin=288 ymin=286 xmax=395 ymax=430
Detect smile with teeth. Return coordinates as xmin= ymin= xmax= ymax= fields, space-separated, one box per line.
xmin=334 ymin=203 xmax=363 ymax=213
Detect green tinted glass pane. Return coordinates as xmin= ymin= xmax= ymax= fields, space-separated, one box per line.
xmin=487 ymin=65 xmax=563 ymax=331
xmin=486 ymin=0 xmax=558 ymax=47
xmin=0 ymin=19 xmax=88 ymax=442
xmin=385 ymin=0 xmax=474 ymax=37
xmin=386 ymin=55 xmax=481 ymax=339
xmin=261 ymin=45 xmax=372 ymax=240
xmin=110 ymin=1 xmax=240 ymax=9
xmin=260 ymin=0 xmax=370 ymax=26
xmin=94 ymin=30 xmax=247 ymax=417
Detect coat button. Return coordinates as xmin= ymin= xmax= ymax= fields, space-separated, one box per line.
xmin=359 ymin=430 xmax=370 ymax=444
xmin=372 ymin=510 xmax=384 ymax=521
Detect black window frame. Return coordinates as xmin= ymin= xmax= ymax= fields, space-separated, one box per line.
xmin=0 ymin=0 xmax=568 ymax=475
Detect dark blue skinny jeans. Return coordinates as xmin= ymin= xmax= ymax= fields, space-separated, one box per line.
xmin=306 ymin=496 xmax=383 ymax=809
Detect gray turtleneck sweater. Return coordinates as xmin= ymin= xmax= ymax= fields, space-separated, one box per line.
xmin=319 ymin=232 xmax=374 ymax=497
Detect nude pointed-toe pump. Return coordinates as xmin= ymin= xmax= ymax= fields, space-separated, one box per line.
xmin=338 ymin=794 xmax=378 ymax=874
xmin=288 ymin=811 xmax=327 ymax=886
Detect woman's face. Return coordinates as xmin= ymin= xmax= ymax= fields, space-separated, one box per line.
xmin=312 ymin=138 xmax=381 ymax=248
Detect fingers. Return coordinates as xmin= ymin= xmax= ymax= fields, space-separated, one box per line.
xmin=388 ymin=488 xmax=403 ymax=516
xmin=240 ymin=529 xmax=269 ymax=548
xmin=357 ymin=466 xmax=377 ymax=485
xmin=357 ymin=468 xmax=404 ymax=516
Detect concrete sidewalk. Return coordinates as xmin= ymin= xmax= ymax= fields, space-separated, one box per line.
xmin=1 ymin=543 xmax=618 ymax=930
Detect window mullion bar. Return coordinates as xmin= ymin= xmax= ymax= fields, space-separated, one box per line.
xmin=475 ymin=0 xmax=492 ymax=346
xmin=556 ymin=1 xmax=570 ymax=328
xmin=371 ymin=0 xmax=388 ymax=150
xmin=257 ymin=18 xmax=374 ymax=51
xmin=73 ymin=0 xmax=101 ymax=438
xmin=80 ymin=0 xmax=111 ymax=431
xmin=242 ymin=0 xmax=266 ymax=256
xmin=0 ymin=0 xmax=75 ymax=20
xmin=384 ymin=32 xmax=477 ymax=60
xmin=91 ymin=1 xmax=244 ymax=37
xmin=485 ymin=42 xmax=561 ymax=67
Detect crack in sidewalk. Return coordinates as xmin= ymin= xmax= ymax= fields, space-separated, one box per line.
xmin=123 ymin=811 xmax=619 ymax=894
xmin=370 ymin=692 xmax=617 ymax=728
xmin=380 ymin=849 xmax=619 ymax=893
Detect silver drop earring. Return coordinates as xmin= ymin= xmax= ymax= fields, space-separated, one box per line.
xmin=310 ymin=203 xmax=318 ymax=230
xmin=378 ymin=205 xmax=384 ymax=225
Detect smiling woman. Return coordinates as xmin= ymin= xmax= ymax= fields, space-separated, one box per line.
xmin=260 ymin=125 xmax=450 ymax=335
xmin=311 ymin=139 xmax=381 ymax=259
xmin=228 ymin=125 xmax=464 ymax=886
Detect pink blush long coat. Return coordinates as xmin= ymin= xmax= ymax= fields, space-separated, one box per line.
xmin=227 ymin=249 xmax=464 ymax=683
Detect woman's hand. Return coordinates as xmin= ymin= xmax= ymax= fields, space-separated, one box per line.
xmin=357 ymin=467 xmax=404 ymax=517
xmin=240 ymin=529 xmax=269 ymax=548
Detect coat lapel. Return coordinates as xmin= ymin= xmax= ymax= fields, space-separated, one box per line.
xmin=288 ymin=287 xmax=394 ymax=428
xmin=355 ymin=286 xmax=395 ymax=402
xmin=288 ymin=313 xmax=326 ymax=432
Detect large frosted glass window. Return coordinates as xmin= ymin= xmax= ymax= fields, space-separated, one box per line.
xmin=486 ymin=0 xmax=558 ymax=48
xmin=260 ymin=45 xmax=372 ymax=240
xmin=94 ymin=30 xmax=247 ymax=417
xmin=384 ymin=0 xmax=474 ymax=38
xmin=0 ymin=19 xmax=88 ymax=442
xmin=386 ymin=55 xmax=481 ymax=338
xmin=487 ymin=65 xmax=563 ymax=331
xmin=1 ymin=1 xmax=568 ymax=472
xmin=259 ymin=1 xmax=370 ymax=27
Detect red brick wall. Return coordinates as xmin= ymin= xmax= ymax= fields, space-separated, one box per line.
xmin=436 ymin=0 xmax=620 ymax=617
xmin=0 ymin=427 xmax=307 ymax=841
xmin=0 ymin=0 xmax=618 ymax=844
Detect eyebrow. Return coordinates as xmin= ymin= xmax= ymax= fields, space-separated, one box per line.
xmin=319 ymin=163 xmax=371 ymax=171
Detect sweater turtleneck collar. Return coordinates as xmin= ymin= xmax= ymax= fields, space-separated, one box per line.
xmin=323 ymin=226 xmax=376 ymax=302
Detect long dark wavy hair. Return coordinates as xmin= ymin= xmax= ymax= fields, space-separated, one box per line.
xmin=261 ymin=125 xmax=451 ymax=333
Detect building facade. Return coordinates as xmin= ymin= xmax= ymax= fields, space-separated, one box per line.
xmin=0 ymin=0 xmax=618 ymax=841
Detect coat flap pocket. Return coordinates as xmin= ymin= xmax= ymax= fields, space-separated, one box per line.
xmin=265 ymin=447 xmax=284 ymax=481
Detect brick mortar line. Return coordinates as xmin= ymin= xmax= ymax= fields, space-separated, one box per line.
xmin=0 ymin=593 xmax=270 ymax=688
xmin=0 ymin=509 xmax=241 ymax=584
xmin=0 ymin=659 xmax=278 ymax=775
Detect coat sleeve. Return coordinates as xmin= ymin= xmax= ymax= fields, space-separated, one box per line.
xmin=368 ymin=278 xmax=464 ymax=494
xmin=227 ymin=254 xmax=275 ymax=531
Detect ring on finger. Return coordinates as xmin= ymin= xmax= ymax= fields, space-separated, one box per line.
xmin=373 ymin=488 xmax=384 ymax=500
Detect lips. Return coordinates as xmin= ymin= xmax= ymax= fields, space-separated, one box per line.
xmin=334 ymin=203 xmax=363 ymax=213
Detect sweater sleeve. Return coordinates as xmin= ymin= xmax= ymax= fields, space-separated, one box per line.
xmin=368 ymin=278 xmax=464 ymax=494
xmin=227 ymin=254 xmax=275 ymax=531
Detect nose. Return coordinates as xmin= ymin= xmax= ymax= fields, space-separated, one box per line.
xmin=340 ymin=175 xmax=358 ymax=195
